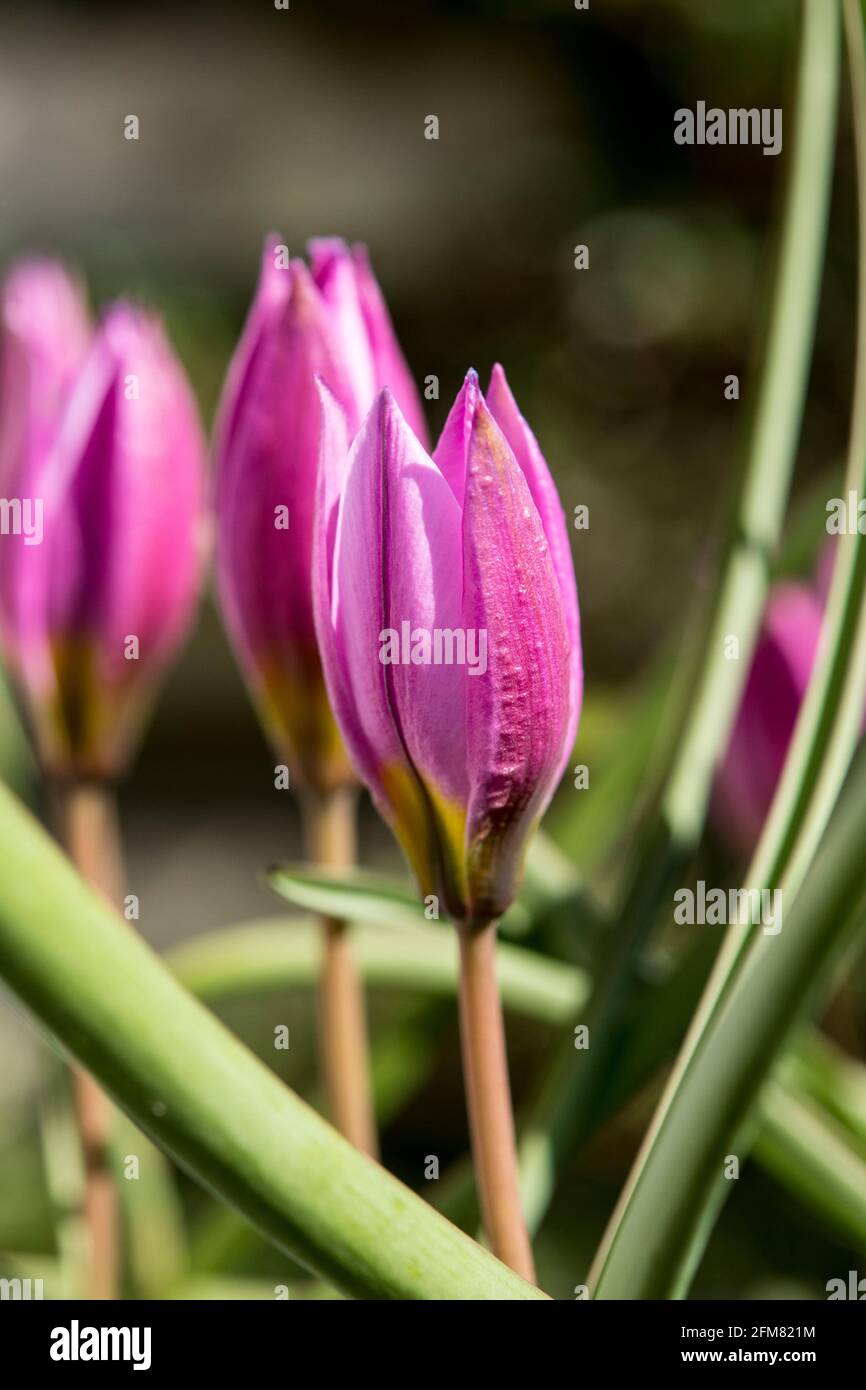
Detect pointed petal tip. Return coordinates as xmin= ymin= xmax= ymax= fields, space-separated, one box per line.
xmin=378 ymin=383 xmax=401 ymax=414
xmin=307 ymin=236 xmax=353 ymax=289
xmin=376 ymin=384 xmax=411 ymax=433
xmin=3 ymin=256 xmax=76 ymax=310
xmin=284 ymin=257 xmax=325 ymax=314
xmin=1 ymin=257 xmax=91 ymax=362
xmin=308 ymin=234 xmax=351 ymax=257
xmin=487 ymin=362 xmax=521 ymax=413
xmin=98 ymin=300 xmax=163 ymax=362
xmin=463 ymin=369 xmax=484 ymax=414
xmin=262 ymin=229 xmax=285 ymax=256
xmin=313 ymin=372 xmax=337 ymax=408
xmin=256 ymin=234 xmax=294 ymax=304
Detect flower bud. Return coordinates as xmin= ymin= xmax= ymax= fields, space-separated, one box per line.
xmin=714 ymin=582 xmax=823 ymax=855
xmin=314 ymin=367 xmax=582 ymax=923
xmin=215 ymin=235 xmax=426 ymax=791
xmin=0 ymin=262 xmax=207 ymax=778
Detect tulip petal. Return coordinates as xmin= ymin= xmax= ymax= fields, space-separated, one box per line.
xmin=327 ymin=389 xmax=467 ymax=900
xmin=97 ymin=306 xmax=206 ymax=673
xmin=431 ymin=368 xmax=481 ymax=509
xmin=313 ymin=378 xmax=378 ymax=785
xmin=308 ymin=238 xmax=376 ymax=435
xmin=38 ymin=305 xmax=207 ymax=773
xmin=213 ymin=233 xmax=290 ymax=491
xmin=0 ymin=261 xmax=91 ymax=694
xmin=350 ymin=244 xmax=429 ymax=448
xmin=217 ymin=263 xmax=349 ymax=786
xmin=486 ymin=363 xmax=582 ymax=771
xmin=218 ymin=263 xmax=336 ymax=661
xmin=461 ymin=395 xmax=573 ymax=922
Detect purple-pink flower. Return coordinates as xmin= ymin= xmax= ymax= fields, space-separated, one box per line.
xmin=0 ymin=259 xmax=207 ymax=778
xmin=215 ymin=234 xmax=427 ymax=792
xmin=714 ymin=581 xmax=824 ymax=855
xmin=314 ymin=366 xmax=582 ymax=924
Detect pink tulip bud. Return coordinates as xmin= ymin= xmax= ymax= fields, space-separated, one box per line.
xmin=0 ymin=261 xmax=207 ymax=778
xmin=215 ymin=234 xmax=427 ymax=791
xmin=0 ymin=261 xmax=91 ymax=697
xmin=314 ymin=367 xmax=582 ymax=924
xmin=714 ymin=583 xmax=824 ymax=855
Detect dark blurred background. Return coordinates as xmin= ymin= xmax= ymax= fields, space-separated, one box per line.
xmin=0 ymin=0 xmax=859 ymax=1299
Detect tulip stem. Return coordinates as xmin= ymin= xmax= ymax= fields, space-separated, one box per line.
xmin=50 ymin=779 xmax=123 ymax=1301
xmin=457 ymin=919 xmax=536 ymax=1284
xmin=301 ymin=787 xmax=378 ymax=1158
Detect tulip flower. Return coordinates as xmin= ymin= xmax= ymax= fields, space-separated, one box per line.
xmin=314 ymin=366 xmax=581 ymax=1280
xmin=715 ymin=582 xmax=824 ymax=857
xmin=315 ymin=365 xmax=581 ymax=923
xmin=215 ymin=234 xmax=426 ymax=1158
xmin=0 ymin=257 xmax=207 ymax=1302
xmin=215 ymin=234 xmax=427 ymax=793
xmin=0 ymin=261 xmax=90 ymax=725
xmin=0 ymin=266 xmax=208 ymax=780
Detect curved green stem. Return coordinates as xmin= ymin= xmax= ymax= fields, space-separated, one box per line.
xmin=167 ymin=916 xmax=588 ymax=1023
xmin=0 ymin=783 xmax=545 ymax=1301
xmin=588 ymin=0 xmax=866 ymax=1299
xmin=510 ymin=0 xmax=843 ymax=1237
xmin=589 ymin=758 xmax=866 ymax=1298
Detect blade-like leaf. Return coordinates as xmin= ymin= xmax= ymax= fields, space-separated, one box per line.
xmin=588 ymin=757 xmax=866 ymax=1299
xmin=168 ymin=917 xmax=587 ymax=1024
xmin=267 ymin=864 xmax=434 ymax=929
xmin=0 ymin=783 xmax=546 ymax=1301
xmin=266 ymin=863 xmax=532 ymax=936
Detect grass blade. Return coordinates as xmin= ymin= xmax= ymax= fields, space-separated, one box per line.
xmin=588 ymin=759 xmax=866 ymax=1298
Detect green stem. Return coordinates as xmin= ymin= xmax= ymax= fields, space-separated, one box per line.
xmin=589 ymin=759 xmax=866 ymax=1298
xmin=166 ymin=909 xmax=866 ymax=1271
xmin=685 ymin=0 xmax=866 ymax=1043
xmin=588 ymin=0 xmax=865 ymax=1298
xmin=456 ymin=920 xmax=536 ymax=1283
xmin=507 ymin=0 xmax=842 ymax=1242
xmin=51 ymin=779 xmax=124 ymax=1301
xmin=0 ymin=782 xmax=545 ymax=1301
xmin=755 ymin=1080 xmax=866 ymax=1252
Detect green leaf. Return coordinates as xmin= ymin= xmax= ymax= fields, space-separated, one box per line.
xmin=755 ymin=1079 xmax=866 ymax=1252
xmin=168 ymin=917 xmax=587 ymax=1025
xmin=172 ymin=1275 xmax=342 ymax=1300
xmin=267 ymin=864 xmax=428 ymax=928
xmin=266 ymin=863 xmax=532 ymax=936
xmin=0 ymin=782 xmax=545 ymax=1301
xmin=110 ymin=1112 xmax=187 ymax=1298
xmin=507 ymin=0 xmax=843 ymax=1246
xmin=588 ymin=0 xmax=866 ymax=1298
xmin=789 ymin=1029 xmax=866 ymax=1142
xmin=588 ymin=756 xmax=866 ymax=1299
